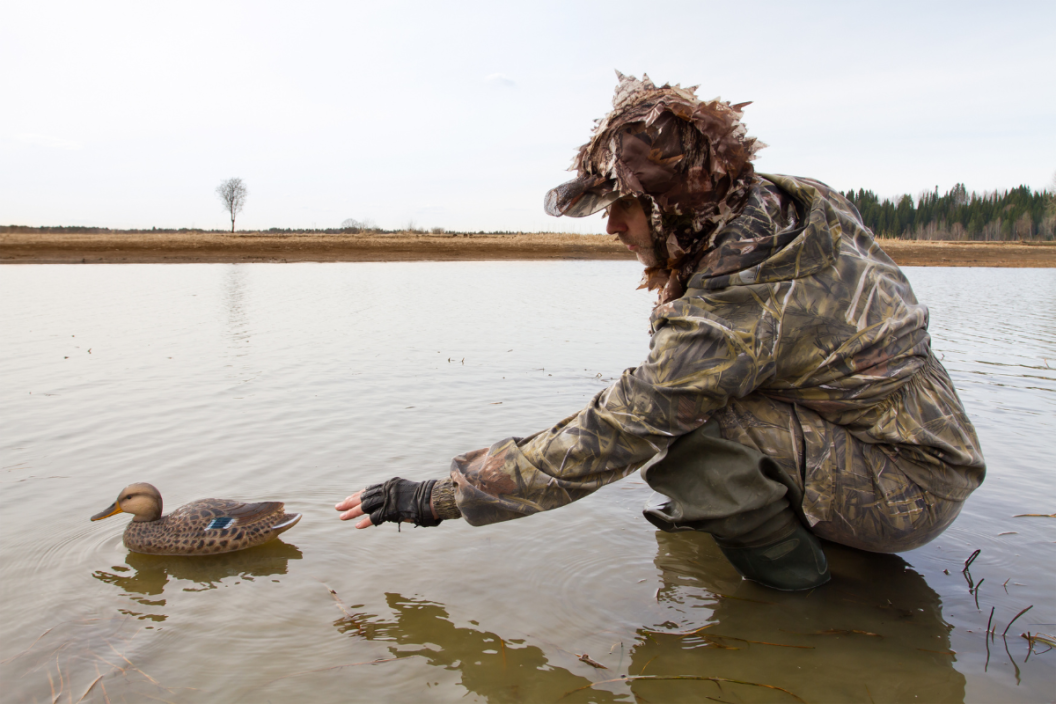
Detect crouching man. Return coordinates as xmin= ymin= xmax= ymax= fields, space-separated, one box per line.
xmin=336 ymin=73 xmax=985 ymax=592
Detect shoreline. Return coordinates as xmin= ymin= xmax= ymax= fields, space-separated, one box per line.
xmin=2 ymin=231 xmax=1054 ymax=267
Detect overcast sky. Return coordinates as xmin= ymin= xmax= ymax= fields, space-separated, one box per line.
xmin=2 ymin=1 xmax=1053 ymax=233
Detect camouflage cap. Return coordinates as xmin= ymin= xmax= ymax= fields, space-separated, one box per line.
xmin=545 ymin=72 xmax=766 ymax=303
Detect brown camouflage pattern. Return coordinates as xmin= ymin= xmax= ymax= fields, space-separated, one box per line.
xmin=450 ymin=175 xmax=985 ymax=552
xmin=545 ymin=72 xmax=766 ymax=305
xmin=122 ymin=498 xmax=301 ymax=556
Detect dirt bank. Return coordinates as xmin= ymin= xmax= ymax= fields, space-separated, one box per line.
xmin=2 ymin=230 xmax=1054 ymax=267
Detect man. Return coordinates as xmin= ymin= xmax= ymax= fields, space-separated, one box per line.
xmin=336 ymin=72 xmax=985 ymax=591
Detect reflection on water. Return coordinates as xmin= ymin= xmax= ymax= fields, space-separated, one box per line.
xmin=334 ymin=594 xmax=622 ymax=703
xmin=1 ymin=263 xmax=1053 ymax=703
xmin=322 ymin=532 xmax=967 ymax=703
xmin=93 ymin=539 xmax=302 ymax=614
xmin=631 ymin=532 xmax=965 ymax=703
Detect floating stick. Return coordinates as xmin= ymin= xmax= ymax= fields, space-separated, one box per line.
xmin=322 ymin=583 xmax=355 ymax=619
xmin=578 ymin=653 xmax=607 ymax=669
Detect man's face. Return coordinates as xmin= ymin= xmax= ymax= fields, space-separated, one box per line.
xmin=606 ymin=197 xmax=658 ymax=268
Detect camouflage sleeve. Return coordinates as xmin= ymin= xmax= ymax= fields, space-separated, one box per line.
xmin=449 ymin=295 xmax=779 ymax=526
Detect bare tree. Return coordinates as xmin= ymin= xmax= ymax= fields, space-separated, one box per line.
xmin=216 ymin=178 xmax=248 ymax=232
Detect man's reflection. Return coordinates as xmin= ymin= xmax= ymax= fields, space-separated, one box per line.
xmin=628 ymin=531 xmax=965 ymax=703
xmin=333 ymin=594 xmax=621 ymax=703
xmin=93 ymin=540 xmax=302 ymax=620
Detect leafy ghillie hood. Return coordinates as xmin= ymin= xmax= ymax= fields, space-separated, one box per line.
xmin=545 ymin=71 xmax=765 ymax=303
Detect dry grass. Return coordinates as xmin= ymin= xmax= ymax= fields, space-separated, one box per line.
xmin=2 ymin=229 xmax=1054 ymax=267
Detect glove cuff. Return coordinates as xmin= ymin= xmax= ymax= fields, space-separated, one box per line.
xmin=431 ymin=479 xmax=462 ymax=520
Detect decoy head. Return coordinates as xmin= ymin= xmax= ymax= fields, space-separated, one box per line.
xmin=91 ymin=483 xmax=163 ymax=523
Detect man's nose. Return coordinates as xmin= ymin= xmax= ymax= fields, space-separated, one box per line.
xmin=606 ymin=212 xmax=625 ymax=235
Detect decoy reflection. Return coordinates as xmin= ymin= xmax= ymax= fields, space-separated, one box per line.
xmin=92 ymin=539 xmax=302 ymax=620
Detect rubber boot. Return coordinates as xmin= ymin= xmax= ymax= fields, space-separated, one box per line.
xmin=714 ymin=519 xmax=830 ymax=591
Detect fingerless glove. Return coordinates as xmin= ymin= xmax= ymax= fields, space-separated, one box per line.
xmin=360 ymin=477 xmax=442 ymax=528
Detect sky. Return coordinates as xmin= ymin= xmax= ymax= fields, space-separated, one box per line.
xmin=2 ymin=0 xmax=1053 ymax=233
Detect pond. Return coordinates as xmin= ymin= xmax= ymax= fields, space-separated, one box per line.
xmin=1 ymin=261 xmax=1053 ymax=703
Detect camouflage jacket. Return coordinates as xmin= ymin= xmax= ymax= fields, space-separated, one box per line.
xmin=448 ymin=175 xmax=985 ymax=527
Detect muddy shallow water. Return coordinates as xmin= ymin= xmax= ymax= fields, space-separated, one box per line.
xmin=1 ymin=261 xmax=1053 ymax=703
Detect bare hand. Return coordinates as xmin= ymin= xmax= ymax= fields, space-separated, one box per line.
xmin=335 ymin=490 xmax=374 ymax=529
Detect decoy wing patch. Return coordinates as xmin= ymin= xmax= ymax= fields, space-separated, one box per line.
xmin=224 ymin=501 xmax=284 ymax=524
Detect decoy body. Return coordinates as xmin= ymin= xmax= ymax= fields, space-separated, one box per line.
xmin=91 ymin=482 xmax=301 ymax=556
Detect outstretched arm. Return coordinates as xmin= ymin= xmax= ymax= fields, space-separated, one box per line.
xmin=336 ymin=478 xmax=459 ymax=528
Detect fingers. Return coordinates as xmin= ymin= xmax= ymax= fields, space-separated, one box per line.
xmin=336 ymin=490 xmax=375 ymax=528
xmin=334 ymin=490 xmax=364 ymax=512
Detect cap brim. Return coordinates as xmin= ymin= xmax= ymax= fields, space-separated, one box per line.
xmin=544 ymin=175 xmax=619 ymax=218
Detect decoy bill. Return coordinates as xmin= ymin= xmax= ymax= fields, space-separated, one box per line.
xmin=91 ymin=482 xmax=301 ymax=556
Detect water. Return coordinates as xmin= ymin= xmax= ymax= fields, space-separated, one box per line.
xmin=1 ymin=261 xmax=1053 ymax=703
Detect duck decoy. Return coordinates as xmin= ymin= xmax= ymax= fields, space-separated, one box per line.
xmin=91 ymin=482 xmax=301 ymax=556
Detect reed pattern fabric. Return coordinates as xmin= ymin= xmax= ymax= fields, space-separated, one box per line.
xmin=545 ymin=71 xmax=767 ymax=305
xmin=449 ymin=175 xmax=984 ymax=550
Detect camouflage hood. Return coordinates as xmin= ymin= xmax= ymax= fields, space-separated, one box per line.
xmin=545 ymin=71 xmax=766 ymax=303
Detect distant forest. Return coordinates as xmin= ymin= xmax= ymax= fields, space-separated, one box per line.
xmin=842 ymin=183 xmax=1054 ymax=241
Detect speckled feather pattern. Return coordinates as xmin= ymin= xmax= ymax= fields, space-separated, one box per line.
xmin=123 ymin=498 xmax=300 ymax=555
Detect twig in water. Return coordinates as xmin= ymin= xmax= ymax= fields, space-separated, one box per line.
xmin=1013 ymin=513 xmax=1056 ymax=518
xmin=1022 ymin=632 xmax=1055 ymax=655
xmin=559 ymin=675 xmax=806 ymax=703
xmin=104 ymin=639 xmax=170 ymax=692
xmin=971 ymin=579 xmax=984 ymax=608
xmin=962 ymin=549 xmax=980 ymax=590
xmin=1003 ymin=578 xmax=1010 ymax=593
xmin=75 ymin=675 xmax=104 ymax=703
xmin=578 ymin=653 xmax=607 ymax=669
xmin=985 ymin=622 xmax=991 ymax=671
xmin=639 ymin=655 xmax=658 ymax=675
xmin=0 ymin=627 xmax=53 ymax=664
xmin=20 ymin=642 xmax=69 ymax=677
xmin=1003 ymin=635 xmax=1021 ymax=686
xmin=94 ymin=663 xmax=111 ymax=704
xmin=706 ymin=633 xmax=814 ymax=649
xmin=322 ymin=583 xmax=355 ymax=619
xmin=986 ymin=607 xmax=995 ymax=637
xmin=1003 ymin=605 xmax=1033 ymax=637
